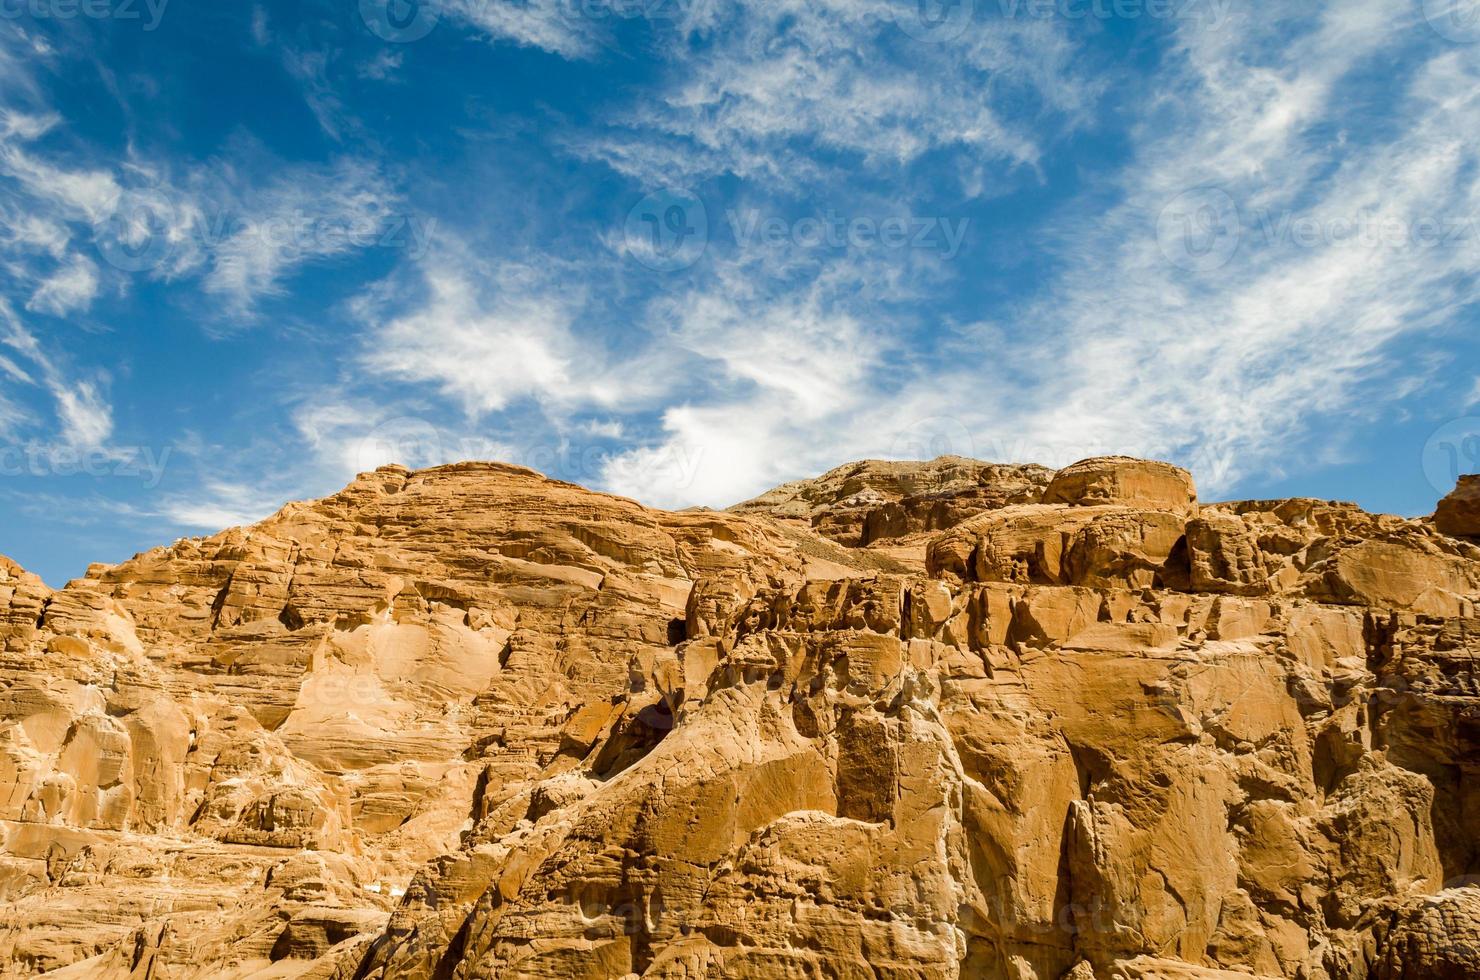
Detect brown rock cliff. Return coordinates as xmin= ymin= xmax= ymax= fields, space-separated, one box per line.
xmin=0 ymin=456 xmax=1476 ymax=979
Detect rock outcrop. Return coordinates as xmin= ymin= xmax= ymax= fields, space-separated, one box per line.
xmin=0 ymin=456 xmax=1476 ymax=979
xmin=1436 ymin=475 xmax=1480 ymax=538
xmin=731 ymin=456 xmax=1053 ymax=548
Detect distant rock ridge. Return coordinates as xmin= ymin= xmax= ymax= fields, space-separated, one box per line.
xmin=0 ymin=455 xmax=1476 ymax=979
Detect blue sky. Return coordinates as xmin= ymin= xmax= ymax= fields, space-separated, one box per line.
xmin=2 ymin=0 xmax=1480 ymax=586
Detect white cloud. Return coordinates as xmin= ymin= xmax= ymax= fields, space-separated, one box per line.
xmin=161 ymin=479 xmax=286 ymax=530
xmin=578 ymin=418 xmax=625 ymax=439
xmin=0 ymin=110 xmax=58 ymax=141
xmin=361 ymin=265 xmax=581 ymax=416
xmin=357 ymin=247 xmax=681 ymax=418
xmin=0 ymin=353 xmax=30 ymax=384
xmin=195 ymin=159 xmax=401 ymax=314
xmin=0 ymin=300 xmax=112 ymax=449
xmin=0 ymin=211 xmax=69 ymax=258
xmin=601 ymin=2 xmax=1480 ymax=506
xmin=658 ymin=290 xmax=876 ymax=417
xmin=570 ymin=0 xmax=1094 ymax=188
xmin=2 ymin=72 xmax=401 ymax=319
xmin=441 ymin=0 xmax=597 ymax=59
xmin=600 ymin=251 xmax=900 ymax=506
xmin=280 ymin=47 xmax=348 ymax=141
xmin=50 ymin=378 xmax=112 ymax=448
xmin=358 ymin=49 xmax=403 ymax=81
xmin=602 ymin=402 xmax=793 ymax=507
xmin=0 ymin=142 xmax=122 ymax=225
xmin=26 ymin=256 xmax=99 ymax=316
xmin=0 ymin=397 xmax=31 ymax=442
xmin=250 ymin=5 xmax=270 ymax=46
xmin=956 ymin=1 xmax=1480 ymax=493
xmin=294 ymin=399 xmax=517 ymax=477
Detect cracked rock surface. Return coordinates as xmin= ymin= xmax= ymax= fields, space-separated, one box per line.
xmin=0 ymin=457 xmax=1477 ymax=979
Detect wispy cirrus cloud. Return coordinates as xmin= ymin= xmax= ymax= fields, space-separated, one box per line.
xmin=599 ymin=0 xmax=1480 ymax=504
xmin=951 ymin=0 xmax=1480 ymax=490
xmin=157 ymin=478 xmax=291 ymax=530
xmin=1 ymin=48 xmax=406 ymax=321
xmin=440 ymin=0 xmax=600 ymax=59
xmin=198 ymin=158 xmax=405 ymax=313
xmin=359 ymin=262 xmax=584 ymax=415
xmin=568 ymin=0 xmax=1095 ymax=190
xmin=352 ymin=237 xmax=687 ymax=420
xmin=5 ymin=0 xmax=1479 ymax=592
xmin=599 ymin=233 xmax=928 ymax=504
xmin=0 ymin=299 xmax=113 ymax=449
xmin=26 ymin=255 xmax=99 ymax=316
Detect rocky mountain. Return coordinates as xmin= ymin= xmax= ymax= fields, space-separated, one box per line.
xmin=0 ymin=456 xmax=1477 ymax=979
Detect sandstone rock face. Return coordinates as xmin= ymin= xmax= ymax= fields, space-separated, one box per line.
xmin=0 ymin=456 xmax=1475 ymax=979
xmin=1041 ymin=456 xmax=1198 ymax=511
xmin=731 ymin=456 xmax=1052 ymax=547
xmin=1435 ymin=475 xmax=1480 ymax=538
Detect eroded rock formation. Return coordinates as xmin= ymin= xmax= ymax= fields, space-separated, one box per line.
xmin=1436 ymin=475 xmax=1480 ymax=539
xmin=0 ymin=457 xmax=1476 ymax=979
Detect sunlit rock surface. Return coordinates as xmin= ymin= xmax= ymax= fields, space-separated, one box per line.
xmin=0 ymin=458 xmax=1477 ymax=979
